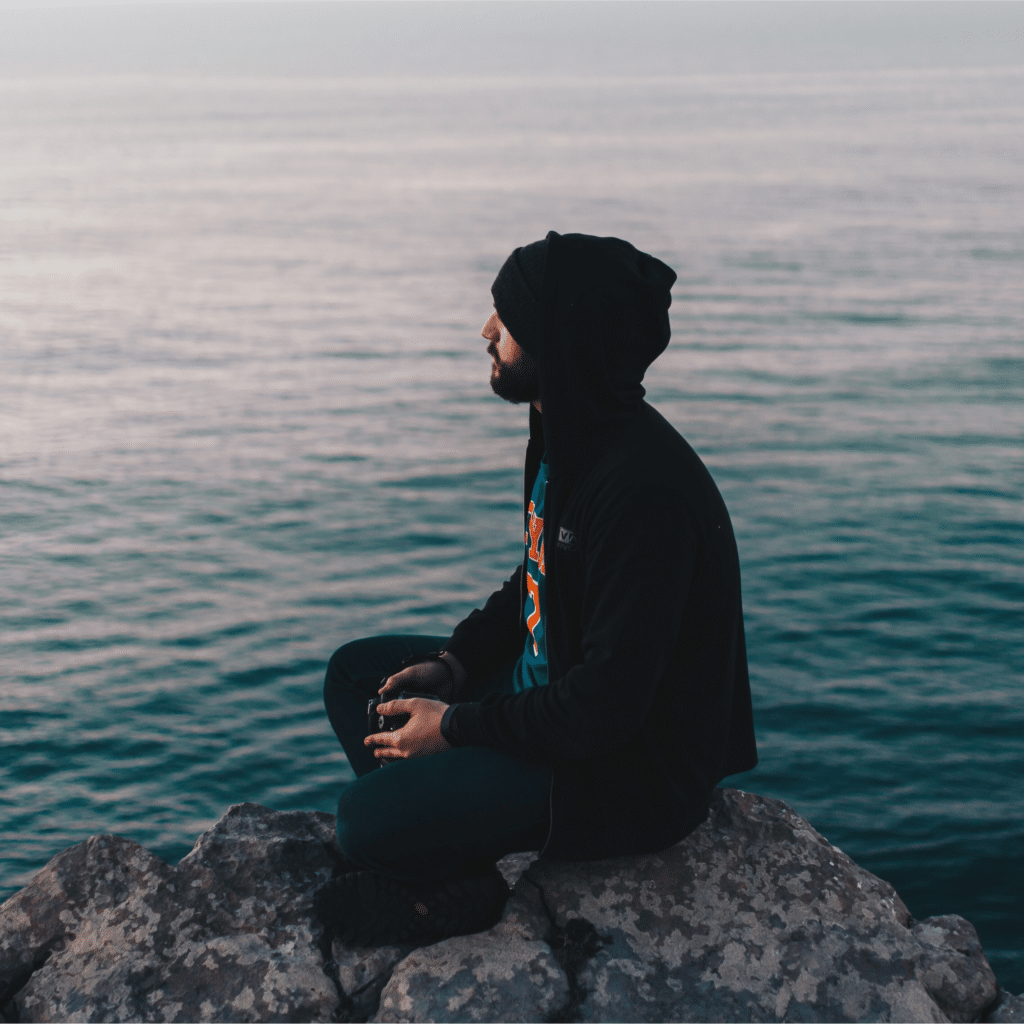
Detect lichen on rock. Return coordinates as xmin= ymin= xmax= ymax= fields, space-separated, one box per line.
xmin=0 ymin=790 xmax=1010 ymax=1023
xmin=0 ymin=805 xmax=342 ymax=1022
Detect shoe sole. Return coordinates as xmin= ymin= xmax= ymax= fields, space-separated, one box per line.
xmin=329 ymin=865 xmax=510 ymax=946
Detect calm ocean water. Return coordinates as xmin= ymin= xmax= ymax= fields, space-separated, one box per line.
xmin=1 ymin=67 xmax=1022 ymax=990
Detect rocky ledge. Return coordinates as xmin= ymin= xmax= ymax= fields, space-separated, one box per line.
xmin=1 ymin=788 xmax=1019 ymax=1023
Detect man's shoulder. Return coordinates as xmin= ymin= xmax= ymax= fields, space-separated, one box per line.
xmin=568 ymin=405 xmax=729 ymax=534
xmin=567 ymin=417 xmax=681 ymax=513
xmin=599 ymin=404 xmax=704 ymax=487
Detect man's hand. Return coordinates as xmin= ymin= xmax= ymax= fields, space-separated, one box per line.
xmin=364 ymin=697 xmax=452 ymax=761
xmin=377 ymin=652 xmax=467 ymax=701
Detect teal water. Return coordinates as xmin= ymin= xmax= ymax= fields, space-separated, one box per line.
xmin=1 ymin=68 xmax=1022 ymax=992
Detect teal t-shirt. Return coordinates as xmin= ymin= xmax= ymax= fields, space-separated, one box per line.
xmin=513 ymin=456 xmax=549 ymax=692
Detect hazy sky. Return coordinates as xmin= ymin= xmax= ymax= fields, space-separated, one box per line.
xmin=2 ymin=1 xmax=1023 ymax=78
xmin=2 ymin=0 xmax=1024 ymax=77
xmin=1 ymin=0 xmax=339 ymax=6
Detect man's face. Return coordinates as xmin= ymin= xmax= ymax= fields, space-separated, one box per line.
xmin=482 ymin=310 xmax=540 ymax=405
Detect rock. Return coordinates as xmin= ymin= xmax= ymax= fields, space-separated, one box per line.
xmin=373 ymin=789 xmax=1001 ymax=1024
xmin=0 ymin=790 xmax=1009 ymax=1023
xmin=372 ymin=863 xmax=571 ymax=1023
xmin=0 ymin=805 xmax=342 ymax=1023
xmin=911 ymin=915 xmax=1000 ymax=1022
xmin=328 ymin=939 xmax=417 ymax=1024
xmin=985 ymin=988 xmax=1024 ymax=1024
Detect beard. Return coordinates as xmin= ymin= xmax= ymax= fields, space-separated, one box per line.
xmin=489 ymin=346 xmax=540 ymax=405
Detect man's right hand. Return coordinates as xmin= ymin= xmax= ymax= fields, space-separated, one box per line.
xmin=378 ymin=652 xmax=467 ymax=702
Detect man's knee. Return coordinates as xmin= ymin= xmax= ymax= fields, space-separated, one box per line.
xmin=324 ymin=638 xmax=368 ymax=703
xmin=326 ymin=637 xmax=361 ymax=679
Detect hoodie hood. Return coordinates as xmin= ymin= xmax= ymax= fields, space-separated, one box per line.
xmin=516 ymin=231 xmax=677 ymax=484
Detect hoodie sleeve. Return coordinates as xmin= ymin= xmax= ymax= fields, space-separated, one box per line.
xmin=447 ymin=485 xmax=697 ymax=761
xmin=441 ymin=562 xmax=524 ymax=680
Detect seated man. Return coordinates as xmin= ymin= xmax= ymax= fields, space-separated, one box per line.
xmin=316 ymin=231 xmax=758 ymax=947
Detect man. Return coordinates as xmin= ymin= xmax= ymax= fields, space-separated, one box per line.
xmin=316 ymin=231 xmax=757 ymax=947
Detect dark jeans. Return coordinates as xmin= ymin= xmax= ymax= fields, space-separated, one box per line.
xmin=323 ymin=634 xmax=552 ymax=883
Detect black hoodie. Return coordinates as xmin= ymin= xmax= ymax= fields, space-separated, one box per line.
xmin=441 ymin=231 xmax=757 ymax=862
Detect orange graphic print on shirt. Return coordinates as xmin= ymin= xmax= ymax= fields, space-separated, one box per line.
xmin=525 ymin=499 xmax=545 ymax=656
xmin=514 ymin=458 xmax=549 ymax=692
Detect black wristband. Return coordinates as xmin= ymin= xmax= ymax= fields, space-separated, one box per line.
xmin=440 ymin=703 xmax=463 ymax=747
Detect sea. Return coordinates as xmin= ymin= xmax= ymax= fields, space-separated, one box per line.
xmin=1 ymin=20 xmax=1022 ymax=993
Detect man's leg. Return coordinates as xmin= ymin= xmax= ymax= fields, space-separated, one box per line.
xmin=335 ymin=742 xmax=550 ymax=883
xmin=320 ymin=634 xmax=550 ymax=943
xmin=324 ymin=634 xmax=550 ymax=882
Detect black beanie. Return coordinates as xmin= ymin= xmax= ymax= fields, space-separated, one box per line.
xmin=490 ymin=238 xmax=548 ymax=361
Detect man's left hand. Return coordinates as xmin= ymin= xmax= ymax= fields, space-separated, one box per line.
xmin=364 ymin=698 xmax=452 ymax=761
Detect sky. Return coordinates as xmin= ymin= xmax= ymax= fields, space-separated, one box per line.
xmin=1 ymin=1 xmax=1022 ymax=78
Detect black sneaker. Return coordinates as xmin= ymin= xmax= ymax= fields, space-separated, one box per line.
xmin=327 ymin=846 xmax=364 ymax=876
xmin=314 ymin=864 xmax=511 ymax=946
